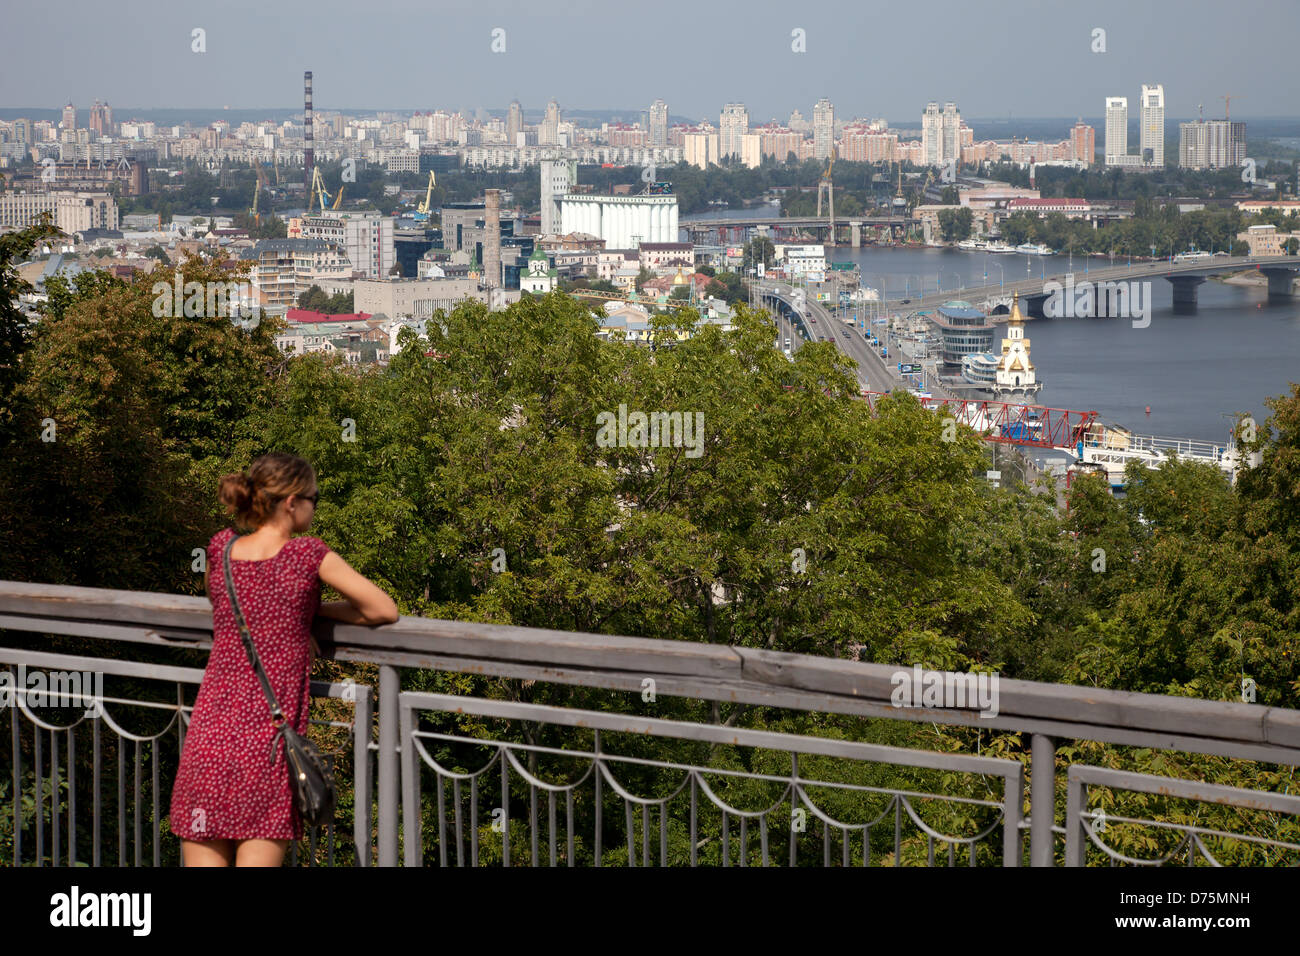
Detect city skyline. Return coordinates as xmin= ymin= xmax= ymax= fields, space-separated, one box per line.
xmin=3 ymin=0 xmax=1297 ymax=120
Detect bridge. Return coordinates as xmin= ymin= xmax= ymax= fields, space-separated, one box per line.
xmin=682 ymin=215 xmax=918 ymax=247
xmin=880 ymin=254 xmax=1299 ymax=315
xmin=3 ymin=580 xmax=1299 ymax=867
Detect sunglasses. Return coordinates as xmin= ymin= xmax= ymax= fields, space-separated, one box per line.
xmin=294 ymin=491 xmax=320 ymax=507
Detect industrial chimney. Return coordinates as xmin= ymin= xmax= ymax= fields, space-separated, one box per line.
xmin=483 ymin=188 xmax=501 ymax=297
xmin=304 ymin=71 xmax=313 ymax=199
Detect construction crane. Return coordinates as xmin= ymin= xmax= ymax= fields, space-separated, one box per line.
xmin=413 ymin=170 xmax=436 ymax=223
xmin=331 ymin=184 xmax=344 ymax=209
xmin=308 ymin=166 xmax=332 ymax=213
xmin=1221 ymin=94 xmax=1242 ymax=121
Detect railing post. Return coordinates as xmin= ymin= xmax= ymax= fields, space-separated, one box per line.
xmin=1030 ymin=733 xmax=1055 ymax=867
xmin=378 ymin=664 xmax=399 ymax=867
xmin=1063 ymin=768 xmax=1085 ymax=867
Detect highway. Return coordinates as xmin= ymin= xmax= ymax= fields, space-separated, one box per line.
xmin=759 ymin=281 xmax=954 ymax=399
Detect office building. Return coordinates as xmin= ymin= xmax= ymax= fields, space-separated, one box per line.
xmin=1105 ymin=96 xmax=1128 ymax=164
xmin=1140 ymin=84 xmax=1164 ymax=166
xmin=61 ymin=102 xmax=76 ymax=131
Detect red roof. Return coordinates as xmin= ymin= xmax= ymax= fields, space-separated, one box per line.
xmin=286 ymin=308 xmax=375 ymax=324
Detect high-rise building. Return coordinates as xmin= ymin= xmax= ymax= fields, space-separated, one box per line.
xmin=61 ymin=102 xmax=76 ymax=131
xmin=1070 ymin=121 xmax=1096 ymax=166
xmin=941 ymin=102 xmax=961 ymax=167
xmin=1104 ymin=96 xmax=1128 ymax=164
xmin=507 ymin=100 xmax=523 ymax=146
xmin=1140 ymin=84 xmax=1165 ymax=167
xmin=788 ymin=110 xmax=808 ymax=133
xmin=540 ymin=99 xmax=561 ymax=146
xmin=719 ymin=103 xmax=749 ymax=160
xmin=1178 ymin=119 xmax=1247 ymax=169
xmin=13 ymin=118 xmax=29 ymax=144
xmin=89 ymin=100 xmax=112 ymax=138
xmin=921 ymin=102 xmax=942 ymax=166
xmin=648 ymin=99 xmax=669 ymax=147
xmin=812 ymin=98 xmax=835 ymax=161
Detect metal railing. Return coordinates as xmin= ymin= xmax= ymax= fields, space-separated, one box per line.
xmin=2 ymin=579 xmax=1299 ymax=867
xmin=2 ymin=645 xmax=372 ymax=867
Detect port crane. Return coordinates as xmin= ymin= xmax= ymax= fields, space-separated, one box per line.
xmin=413 ymin=170 xmax=437 ymax=223
xmin=308 ymin=167 xmax=332 ymax=213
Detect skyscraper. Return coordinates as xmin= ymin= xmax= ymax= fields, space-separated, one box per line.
xmin=941 ymin=102 xmax=961 ymax=167
xmin=507 ymin=100 xmax=523 ymax=146
xmin=1071 ymin=121 xmax=1096 ymax=166
xmin=61 ymin=102 xmax=76 ymax=131
xmin=1140 ymin=84 xmax=1165 ymax=167
xmin=648 ymin=99 xmax=669 ymax=147
xmin=921 ymin=102 xmax=942 ymax=166
xmin=540 ymin=99 xmax=561 ymax=146
xmin=719 ymin=103 xmax=749 ymax=160
xmin=812 ymin=98 xmax=835 ymax=161
xmin=1105 ymin=96 xmax=1128 ymax=164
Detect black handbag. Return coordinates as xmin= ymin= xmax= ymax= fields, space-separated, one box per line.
xmin=221 ymin=535 xmax=337 ymax=829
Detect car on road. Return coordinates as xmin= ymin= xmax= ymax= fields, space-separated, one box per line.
xmin=901 ymin=299 xmax=911 ymax=304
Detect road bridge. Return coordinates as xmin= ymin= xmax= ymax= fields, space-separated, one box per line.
xmin=887 ymin=255 xmax=1298 ymax=315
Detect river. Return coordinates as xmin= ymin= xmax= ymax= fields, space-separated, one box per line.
xmin=683 ymin=211 xmax=1300 ymax=443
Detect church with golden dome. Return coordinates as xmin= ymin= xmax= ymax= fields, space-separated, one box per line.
xmin=993 ymin=293 xmax=1042 ymax=402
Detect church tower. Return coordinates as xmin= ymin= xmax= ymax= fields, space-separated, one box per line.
xmin=994 ymin=293 xmax=1042 ymax=402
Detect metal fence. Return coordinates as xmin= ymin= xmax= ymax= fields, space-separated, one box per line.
xmin=2 ymin=579 xmax=1299 ymax=866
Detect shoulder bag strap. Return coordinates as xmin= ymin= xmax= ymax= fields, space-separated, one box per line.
xmin=222 ymin=535 xmax=286 ymax=724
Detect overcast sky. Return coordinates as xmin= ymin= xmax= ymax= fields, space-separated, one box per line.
xmin=4 ymin=0 xmax=1296 ymax=122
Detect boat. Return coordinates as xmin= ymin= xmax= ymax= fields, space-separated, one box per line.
xmin=1173 ymin=249 xmax=1211 ymax=262
xmin=961 ymin=352 xmax=1000 ymax=387
xmin=957 ymin=239 xmax=982 ymax=250
xmin=985 ymin=242 xmax=1016 ymax=254
xmin=1016 ymin=242 xmax=1053 ymax=256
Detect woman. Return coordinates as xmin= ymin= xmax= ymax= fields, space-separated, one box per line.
xmin=169 ymin=452 xmax=399 ymax=867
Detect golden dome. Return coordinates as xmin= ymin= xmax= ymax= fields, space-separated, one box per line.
xmin=672 ymin=268 xmax=686 ymax=286
xmin=1008 ymin=291 xmax=1024 ymax=323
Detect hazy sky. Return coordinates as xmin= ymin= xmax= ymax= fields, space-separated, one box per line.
xmin=5 ymin=0 xmax=1296 ymax=121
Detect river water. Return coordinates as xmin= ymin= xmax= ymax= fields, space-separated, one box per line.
xmin=683 ymin=211 xmax=1300 ymax=443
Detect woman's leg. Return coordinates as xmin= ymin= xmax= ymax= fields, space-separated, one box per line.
xmin=182 ymin=838 xmax=236 ymax=866
xmin=234 ymin=838 xmax=291 ymax=867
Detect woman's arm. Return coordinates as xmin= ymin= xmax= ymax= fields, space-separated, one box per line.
xmin=316 ymin=551 xmax=400 ymax=626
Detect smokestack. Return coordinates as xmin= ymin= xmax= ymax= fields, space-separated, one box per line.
xmin=304 ymin=71 xmax=313 ymax=199
xmin=484 ymin=188 xmax=501 ymax=296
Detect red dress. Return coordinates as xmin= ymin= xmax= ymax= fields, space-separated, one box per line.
xmin=169 ymin=527 xmax=332 ymax=841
